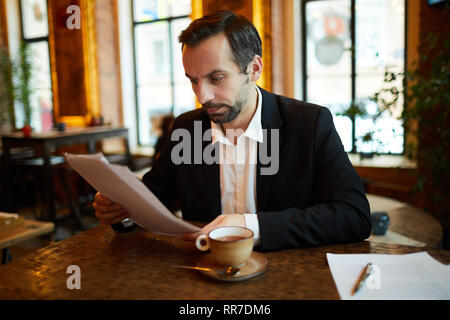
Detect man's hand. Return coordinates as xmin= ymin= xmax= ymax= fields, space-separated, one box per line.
xmin=93 ymin=192 xmax=130 ymax=225
xmin=183 ymin=214 xmax=246 ymax=242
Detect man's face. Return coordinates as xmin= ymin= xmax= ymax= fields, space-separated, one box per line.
xmin=182 ymin=33 xmax=252 ymax=124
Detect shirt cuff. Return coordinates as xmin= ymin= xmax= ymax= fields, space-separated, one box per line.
xmin=243 ymin=213 xmax=261 ymax=246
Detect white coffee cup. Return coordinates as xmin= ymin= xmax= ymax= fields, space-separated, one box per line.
xmin=195 ymin=226 xmax=254 ymax=267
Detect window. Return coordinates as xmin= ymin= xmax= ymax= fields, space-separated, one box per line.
xmin=302 ymin=0 xmax=405 ymax=154
xmin=132 ymin=0 xmax=194 ymax=146
xmin=19 ymin=0 xmax=53 ymax=132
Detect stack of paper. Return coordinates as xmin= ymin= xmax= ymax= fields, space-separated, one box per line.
xmin=327 ymin=252 xmax=450 ymax=300
xmin=65 ymin=153 xmax=200 ymax=236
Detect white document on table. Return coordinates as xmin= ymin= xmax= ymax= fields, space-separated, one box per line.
xmin=327 ymin=252 xmax=450 ymax=300
xmin=64 ymin=153 xmax=200 ymax=235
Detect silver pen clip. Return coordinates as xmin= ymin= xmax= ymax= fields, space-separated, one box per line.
xmin=351 ymin=262 xmax=374 ymax=295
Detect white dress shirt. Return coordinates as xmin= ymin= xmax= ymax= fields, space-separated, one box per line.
xmin=210 ymin=86 xmax=263 ymax=245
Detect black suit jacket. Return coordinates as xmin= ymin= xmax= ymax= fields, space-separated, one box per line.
xmin=141 ymin=88 xmax=371 ymax=251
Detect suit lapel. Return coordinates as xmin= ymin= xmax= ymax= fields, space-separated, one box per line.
xmin=257 ymin=88 xmax=284 ymax=211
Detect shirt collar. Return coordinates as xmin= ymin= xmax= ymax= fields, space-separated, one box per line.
xmin=211 ymin=86 xmax=263 ymax=145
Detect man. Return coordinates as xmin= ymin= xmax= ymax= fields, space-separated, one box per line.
xmin=94 ymin=11 xmax=371 ymax=251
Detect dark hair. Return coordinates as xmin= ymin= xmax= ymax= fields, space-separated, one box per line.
xmin=178 ymin=10 xmax=262 ymax=74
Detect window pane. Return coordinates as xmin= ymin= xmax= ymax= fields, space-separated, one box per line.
xmin=21 ymin=0 xmax=48 ymax=39
xmin=137 ymin=85 xmax=172 ymax=146
xmin=306 ymin=0 xmax=351 ymax=105
xmin=355 ymin=115 xmax=404 ymax=154
xmin=307 ymin=76 xmax=351 ymax=111
xmin=333 ymin=115 xmax=353 ymax=152
xmin=30 ymin=41 xmax=53 ymax=132
xmin=14 ymin=41 xmax=53 ymax=132
xmin=355 ymin=0 xmax=404 ymax=153
xmin=306 ymin=0 xmax=352 ymax=151
xmin=170 ymin=0 xmax=191 ymax=16
xmin=170 ymin=18 xmax=189 ymax=83
xmin=133 ymin=0 xmax=169 ymax=22
xmin=170 ymin=17 xmax=195 ymax=115
xmin=135 ymin=21 xmax=172 ymax=145
xmin=29 ymin=42 xmax=51 ymax=89
xmin=31 ymin=88 xmax=53 ymax=132
xmin=135 ymin=22 xmax=171 ymax=84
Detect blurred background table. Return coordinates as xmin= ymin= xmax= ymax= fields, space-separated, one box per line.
xmin=0 ymin=219 xmax=54 ymax=264
xmin=1 ymin=126 xmax=133 ymax=224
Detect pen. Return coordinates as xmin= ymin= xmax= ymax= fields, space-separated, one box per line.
xmin=351 ymin=262 xmax=374 ymax=295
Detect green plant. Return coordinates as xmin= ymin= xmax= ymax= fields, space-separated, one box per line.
xmin=336 ymin=101 xmax=368 ymax=154
xmin=371 ymin=31 xmax=450 ymax=223
xmin=16 ymin=42 xmax=34 ymax=126
xmin=0 ymin=42 xmax=35 ymax=130
xmin=0 ymin=47 xmax=16 ymax=130
xmin=337 ymin=99 xmax=391 ymax=155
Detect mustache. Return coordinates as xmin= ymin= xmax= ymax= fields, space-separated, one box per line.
xmin=203 ymin=102 xmax=230 ymax=109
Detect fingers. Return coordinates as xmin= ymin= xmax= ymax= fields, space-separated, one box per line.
xmin=200 ymin=216 xmax=224 ymax=233
xmin=94 ymin=209 xmax=130 ymax=225
xmin=182 ymin=214 xmax=246 ymax=242
xmin=93 ymin=192 xmax=130 ymax=225
xmin=202 ymin=214 xmax=245 ymax=231
xmin=93 ymin=201 xmax=123 ymax=214
xmin=94 ymin=192 xmax=112 ymax=205
xmin=182 ymin=231 xmax=201 ymax=242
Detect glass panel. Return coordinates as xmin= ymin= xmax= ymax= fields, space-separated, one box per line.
xmin=355 ymin=115 xmax=404 ymax=154
xmin=170 ymin=17 xmax=195 ymax=116
xmin=135 ymin=21 xmax=172 ymax=145
xmin=173 ymin=82 xmax=195 ymax=116
xmin=307 ymin=76 xmax=351 ymax=111
xmin=355 ymin=0 xmax=404 ymax=153
xmin=137 ymin=85 xmax=172 ymax=146
xmin=133 ymin=0 xmax=169 ymax=22
xmin=170 ymin=18 xmax=189 ymax=83
xmin=135 ymin=21 xmax=171 ymax=84
xmin=333 ymin=115 xmax=353 ymax=152
xmin=170 ymin=0 xmax=191 ymax=16
xmin=30 ymin=41 xmax=53 ymax=132
xmin=306 ymin=0 xmax=352 ymax=151
xmin=29 ymin=41 xmax=51 ymax=89
xmin=14 ymin=41 xmax=53 ymax=131
xmin=21 ymin=0 xmax=48 ymax=39
xmin=306 ymin=0 xmax=351 ymax=104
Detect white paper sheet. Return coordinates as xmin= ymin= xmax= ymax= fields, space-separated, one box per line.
xmin=64 ymin=153 xmax=200 ymax=235
xmin=327 ymin=252 xmax=450 ymax=300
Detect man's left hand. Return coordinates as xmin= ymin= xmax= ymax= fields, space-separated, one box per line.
xmin=183 ymin=214 xmax=246 ymax=242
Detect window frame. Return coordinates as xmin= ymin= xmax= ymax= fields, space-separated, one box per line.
xmin=131 ymin=1 xmax=190 ymax=146
xmin=301 ymin=0 xmax=407 ymax=155
xmin=18 ymin=0 xmax=53 ymax=131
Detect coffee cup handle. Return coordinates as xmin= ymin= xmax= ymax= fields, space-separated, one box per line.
xmin=195 ymin=234 xmax=209 ymax=251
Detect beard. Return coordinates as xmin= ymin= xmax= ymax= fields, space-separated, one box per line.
xmin=202 ymin=101 xmax=242 ymax=124
xmin=202 ymin=76 xmax=251 ymax=124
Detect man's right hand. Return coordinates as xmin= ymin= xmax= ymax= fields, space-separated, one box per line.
xmin=93 ymin=192 xmax=130 ymax=225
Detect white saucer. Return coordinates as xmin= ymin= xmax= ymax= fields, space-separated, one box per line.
xmin=196 ymin=252 xmax=268 ymax=282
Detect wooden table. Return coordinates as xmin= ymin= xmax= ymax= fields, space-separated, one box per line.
xmin=367 ymin=194 xmax=443 ymax=248
xmin=1 ymin=126 xmax=133 ymax=222
xmin=0 ymin=219 xmax=54 ymax=264
xmin=0 ymin=224 xmax=449 ymax=300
